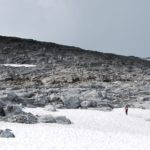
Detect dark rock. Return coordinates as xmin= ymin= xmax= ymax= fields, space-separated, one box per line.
xmin=5 ymin=104 xmax=23 ymax=116
xmin=0 ymin=106 xmax=5 ymax=116
xmin=0 ymin=130 xmax=3 ymax=134
xmin=0 ymin=129 xmax=15 ymax=138
xmin=5 ymin=129 xmax=12 ymax=132
xmin=8 ymin=113 xmax=38 ymax=124
xmin=55 ymin=116 xmax=71 ymax=124
xmin=143 ymin=97 xmax=150 ymax=101
xmin=38 ymin=115 xmax=56 ymax=123
xmin=0 ymin=104 xmax=38 ymax=124
xmin=91 ymin=101 xmax=97 ymax=107
xmin=63 ymin=96 xmax=81 ymax=109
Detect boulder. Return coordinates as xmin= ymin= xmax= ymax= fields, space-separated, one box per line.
xmin=0 ymin=129 xmax=15 ymax=138
xmin=0 ymin=104 xmax=38 ymax=124
xmin=63 ymin=96 xmax=81 ymax=109
xmin=143 ymin=97 xmax=150 ymax=101
xmin=38 ymin=115 xmax=56 ymax=123
xmin=49 ymin=93 xmax=63 ymax=105
xmin=55 ymin=116 xmax=71 ymax=124
xmin=81 ymin=90 xmax=102 ymax=101
xmin=91 ymin=101 xmax=97 ymax=107
xmin=7 ymin=92 xmax=22 ymax=103
xmin=34 ymin=95 xmax=49 ymax=107
xmin=8 ymin=113 xmax=38 ymax=124
xmin=5 ymin=104 xmax=23 ymax=116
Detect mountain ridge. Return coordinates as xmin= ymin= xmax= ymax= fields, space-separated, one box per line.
xmin=0 ymin=35 xmax=149 ymax=68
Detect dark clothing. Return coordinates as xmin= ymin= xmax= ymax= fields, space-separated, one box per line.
xmin=125 ymin=105 xmax=129 ymax=115
xmin=125 ymin=108 xmax=128 ymax=115
xmin=0 ymin=107 xmax=5 ymax=116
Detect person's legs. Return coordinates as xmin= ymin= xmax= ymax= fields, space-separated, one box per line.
xmin=125 ymin=109 xmax=128 ymax=115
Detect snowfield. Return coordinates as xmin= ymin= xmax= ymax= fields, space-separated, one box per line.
xmin=0 ymin=108 xmax=150 ymax=150
xmin=0 ymin=64 xmax=36 ymax=67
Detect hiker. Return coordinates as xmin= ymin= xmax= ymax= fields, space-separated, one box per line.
xmin=125 ymin=104 xmax=129 ymax=115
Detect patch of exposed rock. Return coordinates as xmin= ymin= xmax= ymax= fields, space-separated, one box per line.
xmin=0 ymin=104 xmax=72 ymax=125
xmin=0 ymin=129 xmax=15 ymax=138
xmin=0 ymin=104 xmax=38 ymax=124
xmin=38 ymin=115 xmax=71 ymax=124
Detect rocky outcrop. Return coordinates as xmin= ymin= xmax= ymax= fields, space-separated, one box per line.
xmin=55 ymin=116 xmax=72 ymax=124
xmin=38 ymin=115 xmax=71 ymax=124
xmin=0 ymin=129 xmax=15 ymax=138
xmin=38 ymin=115 xmax=56 ymax=123
xmin=0 ymin=104 xmax=38 ymax=124
xmin=0 ymin=103 xmax=72 ymax=124
xmin=8 ymin=113 xmax=38 ymax=124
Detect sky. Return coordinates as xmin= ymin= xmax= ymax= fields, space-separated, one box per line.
xmin=0 ymin=0 xmax=150 ymax=58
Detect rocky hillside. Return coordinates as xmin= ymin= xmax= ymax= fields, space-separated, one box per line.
xmin=0 ymin=35 xmax=149 ymax=68
xmin=0 ymin=35 xmax=150 ymax=87
xmin=0 ymin=35 xmax=150 ymax=110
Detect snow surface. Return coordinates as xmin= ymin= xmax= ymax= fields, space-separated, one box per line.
xmin=0 ymin=64 xmax=36 ymax=67
xmin=0 ymin=108 xmax=150 ymax=150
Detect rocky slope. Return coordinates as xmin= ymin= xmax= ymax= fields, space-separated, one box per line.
xmin=0 ymin=35 xmax=150 ymax=110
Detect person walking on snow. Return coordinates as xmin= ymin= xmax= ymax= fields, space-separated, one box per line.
xmin=125 ymin=104 xmax=129 ymax=115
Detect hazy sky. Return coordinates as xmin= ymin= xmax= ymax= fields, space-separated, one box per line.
xmin=0 ymin=0 xmax=150 ymax=57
